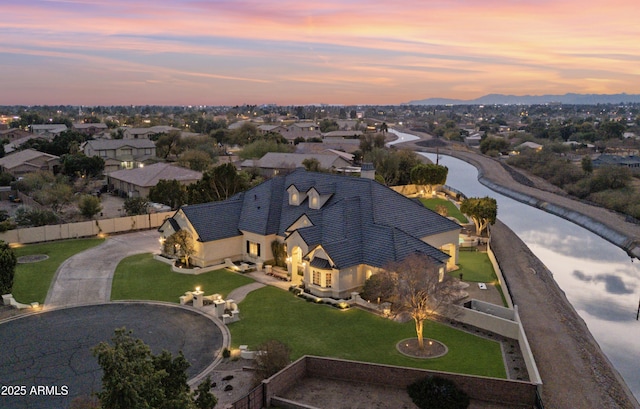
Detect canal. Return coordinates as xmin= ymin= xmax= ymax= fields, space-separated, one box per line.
xmin=418 ymin=150 xmax=640 ymax=400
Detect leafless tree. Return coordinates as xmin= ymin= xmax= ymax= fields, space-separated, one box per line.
xmin=385 ymin=253 xmax=464 ymax=350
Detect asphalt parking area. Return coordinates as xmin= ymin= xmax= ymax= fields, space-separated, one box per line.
xmin=0 ymin=303 xmax=224 ymax=409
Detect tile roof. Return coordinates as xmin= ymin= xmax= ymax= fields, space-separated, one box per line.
xmin=85 ymin=139 xmax=156 ymax=150
xmin=181 ymin=197 xmax=243 ymax=242
xmin=243 ymin=152 xmax=349 ymax=170
xmin=107 ymin=163 xmax=202 ymax=187
xmin=0 ymin=149 xmax=59 ymax=169
xmin=176 ymin=168 xmax=459 ymax=269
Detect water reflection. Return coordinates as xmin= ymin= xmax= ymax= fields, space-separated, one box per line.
xmin=519 ymin=227 xmax=622 ymax=263
xmin=573 ymin=270 xmax=634 ymax=295
xmin=418 ymin=150 xmax=640 ymax=400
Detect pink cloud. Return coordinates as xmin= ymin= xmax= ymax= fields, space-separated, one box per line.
xmin=1 ymin=0 xmax=639 ymax=104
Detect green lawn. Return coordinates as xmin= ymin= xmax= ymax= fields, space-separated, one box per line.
xmin=112 ymin=253 xmax=506 ymax=378
xmin=454 ymin=251 xmax=497 ymax=283
xmin=229 ymin=286 xmax=506 ymax=378
xmin=455 ymin=251 xmax=508 ymax=306
xmin=420 ymin=198 xmax=468 ymax=223
xmin=111 ymin=254 xmax=255 ymax=302
xmin=12 ymin=238 xmax=105 ymax=304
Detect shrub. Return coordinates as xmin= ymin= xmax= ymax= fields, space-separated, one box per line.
xmin=14 ymin=206 xmax=58 ymax=227
xmin=253 ymin=340 xmax=291 ymax=385
xmin=222 ymin=347 xmax=231 ymax=358
xmin=0 ymin=220 xmax=16 ymax=232
xmin=407 ymin=376 xmax=470 ymax=409
xmin=565 ymin=178 xmax=592 ymax=199
xmin=360 ymin=271 xmax=396 ymax=303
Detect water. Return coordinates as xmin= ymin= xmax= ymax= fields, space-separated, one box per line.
xmin=419 ymin=150 xmax=640 ymax=400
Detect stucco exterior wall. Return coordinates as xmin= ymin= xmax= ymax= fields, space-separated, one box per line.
xmin=241 ymin=231 xmax=276 ymax=264
xmin=189 ymin=236 xmax=244 ymax=267
xmin=421 ymin=229 xmax=460 ymax=267
xmin=285 ymin=232 xmax=309 ymax=257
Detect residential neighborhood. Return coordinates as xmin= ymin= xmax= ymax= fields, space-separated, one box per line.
xmin=1 ymin=103 xmax=640 ymax=409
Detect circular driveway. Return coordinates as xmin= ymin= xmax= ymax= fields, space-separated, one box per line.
xmin=0 ymin=303 xmax=224 ymax=409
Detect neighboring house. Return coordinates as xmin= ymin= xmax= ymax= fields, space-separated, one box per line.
xmin=0 ymin=128 xmax=31 ymax=142
xmin=72 ymin=123 xmax=108 ymax=136
xmin=159 ymin=169 xmax=460 ymax=299
xmin=464 ymin=132 xmax=483 ymax=147
xmin=288 ymin=122 xmax=317 ymax=132
xmin=514 ymin=141 xmax=543 ymax=151
xmin=107 ymin=162 xmax=203 ymax=198
xmin=240 ymin=152 xmax=353 ymax=177
xmin=336 ymin=119 xmax=359 ymax=130
xmin=592 ymin=154 xmax=640 ymax=169
xmin=322 ymin=130 xmax=363 ymax=138
xmin=30 ymin=124 xmax=67 ymax=138
xmin=0 ymin=149 xmax=60 ymax=176
xmin=83 ymin=139 xmax=157 ymax=171
xmin=296 ymin=138 xmax=361 ymax=154
xmin=123 ymin=126 xmax=180 ymax=139
xmin=3 ymin=134 xmax=46 ymax=154
xmin=257 ymin=124 xmax=286 ymax=135
xmin=281 ymin=122 xmax=322 ymax=143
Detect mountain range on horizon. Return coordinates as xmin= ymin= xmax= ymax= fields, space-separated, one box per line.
xmin=406 ymin=93 xmax=640 ymax=106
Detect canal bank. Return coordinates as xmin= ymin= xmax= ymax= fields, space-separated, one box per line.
xmin=443 ymin=148 xmax=640 ymax=259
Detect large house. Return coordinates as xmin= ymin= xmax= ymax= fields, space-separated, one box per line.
xmin=123 ymin=126 xmax=180 ymax=139
xmin=30 ymin=124 xmax=68 ymax=137
xmin=107 ymin=162 xmax=203 ymax=198
xmin=0 ymin=149 xmax=60 ymax=176
xmin=83 ymin=139 xmax=157 ymax=171
xmin=240 ymin=152 xmax=353 ymax=177
xmin=72 ymin=122 xmax=108 ymax=136
xmin=159 ymin=169 xmax=460 ymax=299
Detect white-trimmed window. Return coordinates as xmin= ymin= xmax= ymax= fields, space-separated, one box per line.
xmin=312 ymin=270 xmax=321 ymax=286
xmin=325 ymin=273 xmax=332 ymax=288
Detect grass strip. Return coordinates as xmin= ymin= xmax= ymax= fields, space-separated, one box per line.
xmin=12 ymin=238 xmax=104 ymax=304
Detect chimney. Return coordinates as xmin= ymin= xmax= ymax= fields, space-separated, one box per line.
xmin=360 ymin=163 xmax=375 ymax=180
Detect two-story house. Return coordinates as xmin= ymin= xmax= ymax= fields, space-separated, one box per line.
xmin=83 ymin=139 xmax=157 ymax=172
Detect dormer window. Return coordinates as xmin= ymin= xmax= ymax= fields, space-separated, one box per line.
xmin=307 ymin=187 xmax=332 ymax=210
xmin=287 ymin=185 xmax=306 ymax=206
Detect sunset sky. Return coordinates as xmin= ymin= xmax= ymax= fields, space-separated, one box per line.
xmin=1 ymin=0 xmax=639 ymax=106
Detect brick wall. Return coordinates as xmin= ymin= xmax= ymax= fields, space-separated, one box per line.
xmin=259 ymin=356 xmax=538 ymax=408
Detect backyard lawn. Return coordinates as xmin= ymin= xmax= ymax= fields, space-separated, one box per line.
xmin=454 ymin=251 xmax=497 ymax=283
xmin=111 ymin=253 xmax=254 ymax=302
xmin=12 ymin=238 xmax=104 ymax=304
xmin=454 ymin=251 xmax=508 ymax=306
xmin=420 ymin=197 xmax=468 ymax=223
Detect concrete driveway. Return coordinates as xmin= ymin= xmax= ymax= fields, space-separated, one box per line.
xmin=45 ymin=230 xmax=161 ymax=307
